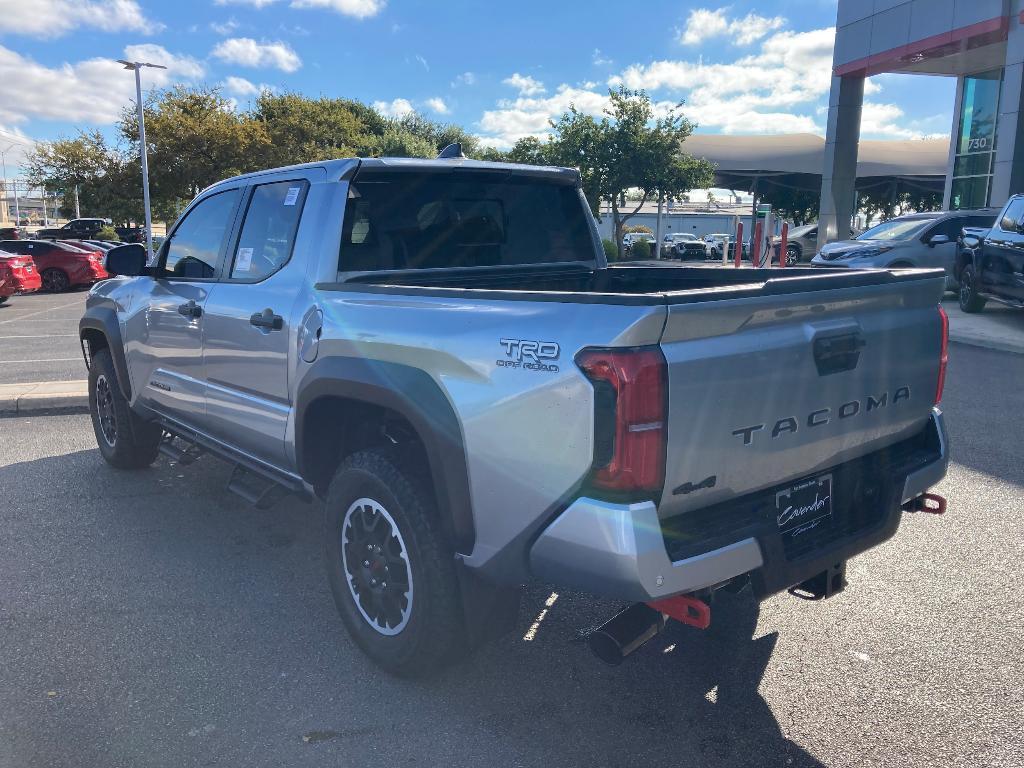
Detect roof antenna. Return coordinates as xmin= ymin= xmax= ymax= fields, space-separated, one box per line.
xmin=437 ymin=142 xmax=465 ymax=159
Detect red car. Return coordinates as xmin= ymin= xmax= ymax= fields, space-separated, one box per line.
xmin=0 ymin=239 xmax=109 ymax=292
xmin=0 ymin=249 xmax=42 ymax=304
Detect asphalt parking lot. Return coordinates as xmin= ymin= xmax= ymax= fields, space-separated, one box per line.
xmin=1 ymin=342 xmax=1022 ymax=768
xmin=0 ymin=290 xmax=88 ymax=384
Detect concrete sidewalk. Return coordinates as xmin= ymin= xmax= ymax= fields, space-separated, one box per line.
xmin=0 ymin=380 xmax=88 ymax=416
xmin=942 ymin=297 xmax=1024 ymax=354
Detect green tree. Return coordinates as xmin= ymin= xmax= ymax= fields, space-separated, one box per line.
xmin=26 ymin=132 xmax=145 ymax=225
xmin=505 ymin=136 xmax=551 ymax=165
xmin=548 ymin=87 xmax=713 ymax=259
xmin=120 ymin=85 xmax=265 ymax=221
xmin=251 ymin=91 xmax=378 ymax=164
xmin=758 ymin=184 xmax=820 ymax=225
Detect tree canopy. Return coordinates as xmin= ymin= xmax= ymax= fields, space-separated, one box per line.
xmin=27 ymin=84 xmax=714 ymax=236
xmin=545 ymin=87 xmax=714 ymax=257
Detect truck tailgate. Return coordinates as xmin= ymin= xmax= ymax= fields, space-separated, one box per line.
xmin=657 ymin=273 xmax=945 ymax=520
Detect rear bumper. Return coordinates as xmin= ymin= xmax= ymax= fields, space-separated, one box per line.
xmin=529 ymin=408 xmax=948 ymax=602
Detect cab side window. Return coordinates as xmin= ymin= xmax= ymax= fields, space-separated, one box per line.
xmin=162 ymin=189 xmax=239 ymax=280
xmin=229 ymin=180 xmax=309 ymax=281
xmin=925 ymin=217 xmax=964 ymax=241
xmin=998 ymin=199 xmax=1024 ymax=233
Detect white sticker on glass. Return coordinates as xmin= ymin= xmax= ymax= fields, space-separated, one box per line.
xmin=283 ymin=187 xmax=300 ymax=206
xmin=235 ymin=247 xmax=254 ymax=272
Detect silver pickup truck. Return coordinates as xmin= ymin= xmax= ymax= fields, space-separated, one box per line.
xmin=80 ymin=152 xmax=950 ymax=674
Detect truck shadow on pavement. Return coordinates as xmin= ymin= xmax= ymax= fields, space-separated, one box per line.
xmin=445 ymin=586 xmax=830 ymax=768
xmin=1 ymin=442 xmax=829 ymax=768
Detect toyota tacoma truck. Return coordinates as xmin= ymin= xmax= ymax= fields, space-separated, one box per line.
xmin=80 ymin=150 xmax=950 ymax=674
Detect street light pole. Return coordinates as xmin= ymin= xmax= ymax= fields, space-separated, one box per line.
xmin=117 ymin=59 xmax=166 ymax=261
xmin=0 ymin=144 xmax=11 ymax=224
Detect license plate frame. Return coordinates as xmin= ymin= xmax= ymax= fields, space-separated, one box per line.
xmin=775 ymin=473 xmax=833 ymax=540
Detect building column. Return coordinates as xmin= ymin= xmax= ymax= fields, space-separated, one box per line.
xmin=817 ymin=74 xmax=864 ymax=253
xmin=990 ymin=9 xmax=1024 ymax=207
xmin=943 ymin=76 xmax=966 ymax=210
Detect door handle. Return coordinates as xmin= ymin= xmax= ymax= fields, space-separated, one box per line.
xmin=250 ymin=308 xmax=284 ymax=330
xmin=177 ymin=300 xmax=202 ymax=319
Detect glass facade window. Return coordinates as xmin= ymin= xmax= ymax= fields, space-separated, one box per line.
xmin=951 ymin=69 xmax=1002 ymax=210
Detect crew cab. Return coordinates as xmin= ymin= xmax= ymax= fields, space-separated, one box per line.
xmin=80 ymin=152 xmax=950 ymax=674
xmin=957 ymin=194 xmax=1024 ymax=312
xmin=0 ymin=249 xmax=42 ymax=303
xmin=0 ymin=239 xmax=109 ymax=292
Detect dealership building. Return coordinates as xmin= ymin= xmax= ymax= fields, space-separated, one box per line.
xmin=820 ymin=0 xmax=1024 ymax=248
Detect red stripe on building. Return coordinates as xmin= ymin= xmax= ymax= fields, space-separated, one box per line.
xmin=835 ymin=15 xmax=1009 ymax=77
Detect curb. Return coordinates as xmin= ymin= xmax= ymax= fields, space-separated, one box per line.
xmin=0 ymin=381 xmax=89 ymax=417
xmin=0 ymin=325 xmax=1019 ymax=419
xmin=949 ymin=334 xmax=1024 ymax=355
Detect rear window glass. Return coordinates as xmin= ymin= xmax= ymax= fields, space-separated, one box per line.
xmin=339 ymin=171 xmax=595 ymax=272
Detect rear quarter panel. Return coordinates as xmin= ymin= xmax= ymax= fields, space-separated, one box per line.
xmin=313 ymin=288 xmax=667 ymax=571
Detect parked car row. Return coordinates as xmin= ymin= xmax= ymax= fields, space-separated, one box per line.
xmin=625 ymin=231 xmax=751 ymax=260
xmin=0 ymin=238 xmax=110 ymax=299
xmin=809 ymin=208 xmax=1000 ymax=292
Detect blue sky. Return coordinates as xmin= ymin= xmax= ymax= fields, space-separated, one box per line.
xmin=0 ymin=0 xmax=955 ymax=175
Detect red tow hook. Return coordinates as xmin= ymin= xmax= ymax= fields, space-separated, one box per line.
xmin=646 ymin=595 xmax=711 ymax=630
xmin=903 ymin=492 xmax=947 ymax=515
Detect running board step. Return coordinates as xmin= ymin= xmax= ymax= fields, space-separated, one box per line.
xmin=158 ymin=435 xmax=205 ymax=466
xmin=227 ymin=464 xmax=290 ymax=509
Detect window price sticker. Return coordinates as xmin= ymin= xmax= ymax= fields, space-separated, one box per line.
xmin=235 ymin=247 xmax=254 ymax=272
xmin=283 ymin=187 xmax=301 ymax=206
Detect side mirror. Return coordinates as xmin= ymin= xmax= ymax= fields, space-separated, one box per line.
xmin=928 ymin=234 xmax=950 ymax=247
xmin=105 ymin=243 xmax=148 ymax=276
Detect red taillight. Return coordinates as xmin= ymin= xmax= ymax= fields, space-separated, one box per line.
xmin=576 ymin=346 xmax=667 ymax=496
xmin=935 ymin=305 xmax=949 ymax=404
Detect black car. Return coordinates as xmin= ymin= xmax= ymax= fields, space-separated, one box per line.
xmin=957 ymin=194 xmax=1024 ymax=312
xmin=36 ymin=218 xmax=107 ymax=240
xmin=115 ymin=226 xmax=146 ymax=243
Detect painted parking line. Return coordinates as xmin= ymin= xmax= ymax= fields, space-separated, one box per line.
xmin=0 ymin=299 xmax=84 ymax=325
xmin=0 ymin=357 xmax=82 ymax=363
xmin=0 ymin=335 xmax=78 ymax=340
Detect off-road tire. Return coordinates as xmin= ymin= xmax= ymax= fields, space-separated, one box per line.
xmin=958 ymin=264 xmax=987 ymax=313
xmin=88 ymin=348 xmax=162 ymax=469
xmin=323 ymin=448 xmax=463 ymax=676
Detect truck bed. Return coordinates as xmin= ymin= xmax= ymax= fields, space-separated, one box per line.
xmin=332 ymin=262 xmax=942 ymax=305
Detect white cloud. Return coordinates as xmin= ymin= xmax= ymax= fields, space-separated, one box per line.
xmin=680 ymin=8 xmax=785 ymax=46
xmin=221 ymin=75 xmax=277 ymax=97
xmin=210 ymin=18 xmax=240 ymax=35
xmin=0 ymin=44 xmax=199 ymax=126
xmin=610 ymin=27 xmax=836 ymax=133
xmin=452 ymin=71 xmax=475 ymax=87
xmin=211 ymin=38 xmax=302 ymax=72
xmin=592 ymin=48 xmax=613 ymax=66
xmin=414 ymin=53 xmax=429 ymax=71
xmin=215 ymin=0 xmax=384 ymax=17
xmin=123 ymin=44 xmax=205 ymax=79
xmin=424 ymin=97 xmax=449 ymax=115
xmin=0 ymin=124 xmax=35 ymax=172
xmin=0 ymin=0 xmax=161 ymax=38
xmin=289 ymin=0 xmax=384 ymax=18
xmin=214 ymin=0 xmax=281 ymax=7
xmin=373 ymin=98 xmax=415 ymax=118
xmin=503 ymin=73 xmax=545 ymax=96
xmin=859 ymin=102 xmax=948 ymax=140
xmin=479 ymin=84 xmax=609 ymax=149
